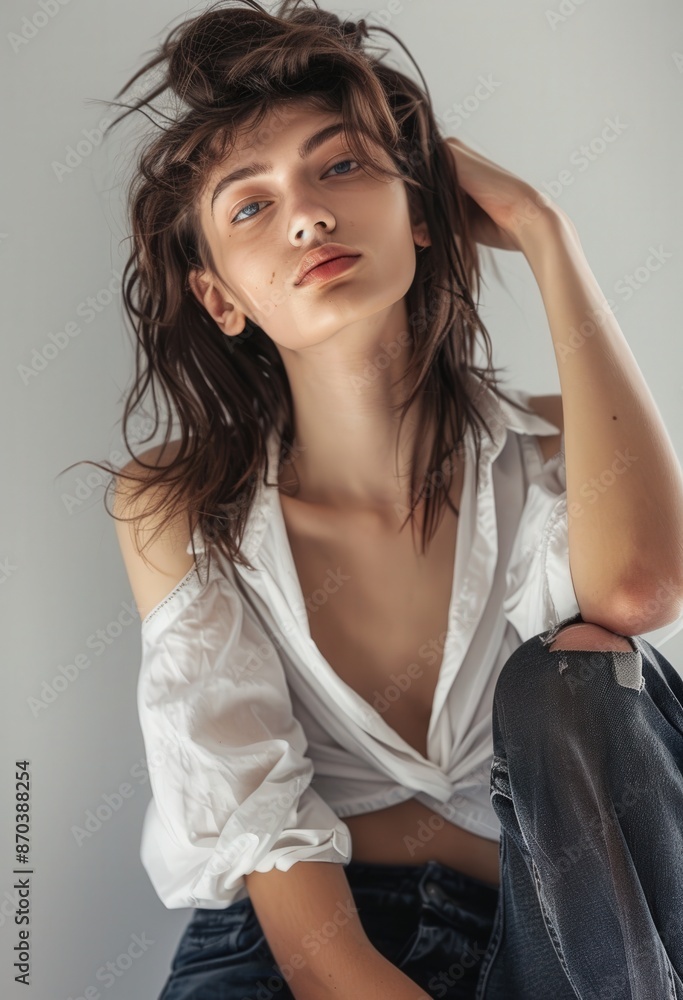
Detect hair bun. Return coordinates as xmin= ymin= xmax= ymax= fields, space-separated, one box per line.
xmin=166 ymin=8 xmax=275 ymax=110
xmin=161 ymin=8 xmax=372 ymax=112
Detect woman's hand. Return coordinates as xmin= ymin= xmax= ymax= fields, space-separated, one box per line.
xmin=444 ymin=136 xmax=565 ymax=252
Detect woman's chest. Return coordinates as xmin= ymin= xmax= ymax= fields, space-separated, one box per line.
xmin=278 ymin=473 xmax=464 ymax=760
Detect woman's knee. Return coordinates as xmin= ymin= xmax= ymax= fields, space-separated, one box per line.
xmin=547 ymin=621 xmax=644 ymax=694
xmin=547 ymin=621 xmax=634 ymax=653
xmin=495 ymin=621 xmax=643 ymax=721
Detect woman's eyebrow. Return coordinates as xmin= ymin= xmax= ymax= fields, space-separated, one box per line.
xmin=210 ymin=122 xmax=346 ymax=217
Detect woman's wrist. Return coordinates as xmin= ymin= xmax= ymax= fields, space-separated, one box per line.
xmin=515 ymin=200 xmax=580 ymax=268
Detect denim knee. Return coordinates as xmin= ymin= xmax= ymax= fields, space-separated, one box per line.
xmin=493 ymin=633 xmax=558 ymax=728
xmin=493 ymin=620 xmax=645 ymax=740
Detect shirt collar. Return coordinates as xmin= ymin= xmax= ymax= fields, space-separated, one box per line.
xmin=188 ymin=372 xmax=561 ymax=559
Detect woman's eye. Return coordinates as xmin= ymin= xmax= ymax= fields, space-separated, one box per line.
xmin=231 ymin=200 xmax=267 ymax=224
xmin=230 ymin=159 xmax=361 ymax=224
xmin=324 ymin=158 xmax=361 ymax=177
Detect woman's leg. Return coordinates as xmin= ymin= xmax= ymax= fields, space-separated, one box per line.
xmin=476 ymin=612 xmax=683 ymax=1000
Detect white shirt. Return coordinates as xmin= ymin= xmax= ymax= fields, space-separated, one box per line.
xmin=136 ymin=371 xmax=683 ymax=909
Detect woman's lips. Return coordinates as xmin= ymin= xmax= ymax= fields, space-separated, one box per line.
xmin=297 ymin=254 xmax=361 ymax=286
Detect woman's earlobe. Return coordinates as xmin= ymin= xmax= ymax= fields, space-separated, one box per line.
xmin=411 ymin=216 xmax=432 ymax=251
xmin=413 ymin=231 xmax=431 ymax=252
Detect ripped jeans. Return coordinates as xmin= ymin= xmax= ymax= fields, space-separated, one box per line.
xmin=476 ymin=611 xmax=683 ymax=999
xmin=156 ymin=613 xmax=683 ymax=999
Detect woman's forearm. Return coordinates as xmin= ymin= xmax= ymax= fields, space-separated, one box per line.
xmin=519 ymin=207 xmax=683 ymax=633
xmin=245 ymin=861 xmax=429 ymax=1000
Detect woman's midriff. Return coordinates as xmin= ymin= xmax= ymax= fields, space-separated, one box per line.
xmin=277 ymin=443 xmax=501 ymax=889
xmin=344 ymin=795 xmax=501 ymax=888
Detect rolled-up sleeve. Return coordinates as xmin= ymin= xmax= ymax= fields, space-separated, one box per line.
xmin=137 ymin=561 xmax=351 ymax=909
xmin=503 ymin=433 xmax=580 ymax=643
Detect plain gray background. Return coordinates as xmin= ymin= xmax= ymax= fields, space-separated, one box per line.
xmin=2 ymin=0 xmax=683 ymax=997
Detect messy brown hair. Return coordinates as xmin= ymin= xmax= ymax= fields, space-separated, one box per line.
xmin=69 ymin=0 xmax=537 ymax=580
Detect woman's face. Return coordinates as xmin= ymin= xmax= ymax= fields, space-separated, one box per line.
xmin=189 ymin=101 xmax=430 ymax=352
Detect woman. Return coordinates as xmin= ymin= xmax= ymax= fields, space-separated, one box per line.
xmin=98 ymin=1 xmax=683 ymax=996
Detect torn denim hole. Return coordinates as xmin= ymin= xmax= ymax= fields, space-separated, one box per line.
xmin=555 ymin=646 xmax=644 ymax=692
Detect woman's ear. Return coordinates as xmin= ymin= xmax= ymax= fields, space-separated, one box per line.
xmin=406 ymin=185 xmax=431 ymax=250
xmin=187 ymin=268 xmax=247 ymax=336
xmin=413 ymin=224 xmax=431 ymax=251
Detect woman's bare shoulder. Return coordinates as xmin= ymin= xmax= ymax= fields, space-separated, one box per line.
xmin=112 ymin=440 xmax=196 ymax=624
